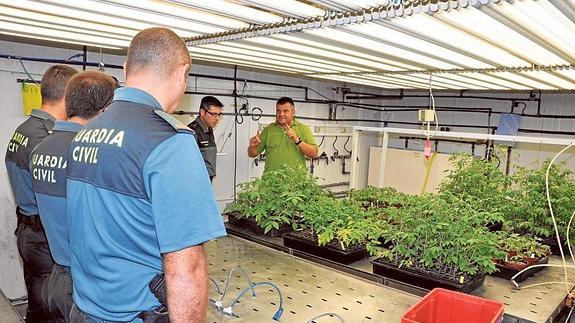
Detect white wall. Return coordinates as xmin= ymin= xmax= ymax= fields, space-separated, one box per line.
xmin=2 ymin=39 xmax=575 ymax=298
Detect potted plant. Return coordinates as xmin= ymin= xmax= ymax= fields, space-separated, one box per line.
xmin=224 ymin=165 xmax=329 ymax=237
xmin=438 ymin=154 xmax=511 ymax=231
xmin=491 ymin=232 xmax=551 ymax=281
xmin=283 ymin=196 xmax=369 ymax=264
xmin=508 ymin=161 xmax=575 ymax=254
xmin=369 ymin=194 xmax=505 ymax=293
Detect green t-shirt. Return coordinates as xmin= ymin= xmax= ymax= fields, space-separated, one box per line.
xmin=257 ymin=119 xmax=317 ymax=173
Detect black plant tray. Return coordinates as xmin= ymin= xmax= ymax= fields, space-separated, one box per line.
xmin=539 ymin=236 xmax=571 ymax=256
xmin=490 ymin=256 xmax=550 ymax=282
xmin=283 ymin=230 xmax=368 ymax=264
xmin=226 ymin=212 xmax=292 ymax=238
xmin=486 ymin=221 xmax=503 ymax=232
xmin=371 ymin=258 xmax=485 ymax=293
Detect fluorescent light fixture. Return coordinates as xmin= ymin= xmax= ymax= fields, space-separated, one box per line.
xmin=30 ymin=0 xmax=214 ymax=36
xmin=430 ymin=73 xmax=510 ymax=90
xmin=0 ymin=1 xmax=199 ymax=38
xmin=555 ymin=69 xmax=575 ymax=83
xmin=239 ymin=0 xmax=325 ymax=18
xmin=458 ymin=72 xmax=529 ymax=90
xmin=310 ymin=0 xmax=387 ymax=10
xmin=312 ymin=74 xmax=414 ymax=89
xmin=0 ymin=5 xmax=137 ymax=38
xmin=363 ymin=74 xmax=450 ymax=89
xmin=487 ymin=0 xmax=575 ymax=61
xmin=170 ymin=0 xmax=283 ymax=24
xmin=110 ymin=0 xmax=248 ymax=29
xmin=389 ymin=13 xmax=529 ymax=67
xmin=0 ymin=20 xmax=130 ymax=48
xmin=0 ymin=14 xmax=132 ymax=42
xmin=521 ymin=71 xmax=575 ymax=90
xmin=0 ymin=28 xmax=124 ymax=50
xmin=489 ymin=72 xmax=558 ymax=90
xmin=213 ymin=42 xmax=373 ymax=72
xmin=267 ymin=34 xmax=417 ymax=71
xmin=306 ymin=27 xmax=459 ymax=70
xmin=436 ymin=5 xmax=568 ymax=65
xmin=346 ymin=23 xmax=493 ymax=69
xmin=187 ymin=46 xmax=332 ymax=73
xmin=190 ymin=54 xmax=302 ymax=74
xmin=200 ymin=43 xmax=364 ymax=73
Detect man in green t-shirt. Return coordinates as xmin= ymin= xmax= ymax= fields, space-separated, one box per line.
xmin=248 ymin=97 xmax=318 ymax=173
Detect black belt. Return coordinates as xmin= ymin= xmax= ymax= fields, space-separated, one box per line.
xmin=16 ymin=207 xmax=44 ymax=232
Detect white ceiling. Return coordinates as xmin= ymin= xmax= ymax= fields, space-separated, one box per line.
xmin=1 ymin=0 xmax=575 ymax=90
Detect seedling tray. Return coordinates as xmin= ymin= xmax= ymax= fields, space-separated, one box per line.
xmin=372 ymin=258 xmax=485 ymax=293
xmin=226 ymin=212 xmax=292 ymax=238
xmin=491 ymin=256 xmax=549 ymax=282
xmin=283 ymin=230 xmax=368 ymax=264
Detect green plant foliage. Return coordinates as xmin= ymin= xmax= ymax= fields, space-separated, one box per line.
xmin=224 ymin=165 xmax=329 ymax=233
xmin=496 ymin=232 xmax=550 ymax=260
xmin=438 ymin=154 xmax=510 ymax=227
xmin=509 ymin=161 xmax=575 ymax=240
xmin=300 ymin=196 xmax=370 ymax=249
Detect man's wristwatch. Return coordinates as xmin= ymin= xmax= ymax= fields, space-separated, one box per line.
xmin=295 ymin=138 xmax=303 ymax=145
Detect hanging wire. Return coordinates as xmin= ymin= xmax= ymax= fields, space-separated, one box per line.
xmin=19 ymin=59 xmax=39 ymax=84
xmin=344 ymin=136 xmax=351 ymax=154
xmin=332 ymin=136 xmax=339 ymax=155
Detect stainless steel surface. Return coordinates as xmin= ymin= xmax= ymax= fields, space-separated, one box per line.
xmin=205 ymin=236 xmax=419 ymax=322
xmin=0 ymin=289 xmax=24 ymax=322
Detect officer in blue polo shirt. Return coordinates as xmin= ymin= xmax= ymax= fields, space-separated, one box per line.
xmin=67 ymin=28 xmax=226 ymax=323
xmin=30 ymin=71 xmax=117 ymax=323
xmin=5 ymin=64 xmax=77 ymax=323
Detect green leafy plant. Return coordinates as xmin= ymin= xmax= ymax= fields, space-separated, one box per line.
xmin=509 ymin=161 xmax=575 ymax=240
xmin=368 ymin=194 xmax=505 ymax=282
xmin=438 ymin=154 xmax=511 ymax=227
xmin=225 ymin=165 xmax=329 ymax=233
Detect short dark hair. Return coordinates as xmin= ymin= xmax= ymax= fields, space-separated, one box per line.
xmin=199 ymin=96 xmax=223 ymax=112
xmin=276 ymin=97 xmax=295 ymax=107
xmin=126 ymin=27 xmax=191 ymax=80
xmin=65 ymin=71 xmax=117 ymax=119
xmin=41 ymin=65 xmax=78 ymax=104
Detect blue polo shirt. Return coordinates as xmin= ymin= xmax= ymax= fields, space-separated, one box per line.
xmin=67 ymin=87 xmax=226 ymax=322
xmin=5 ymin=109 xmax=56 ymax=216
xmin=30 ymin=121 xmax=82 ymax=267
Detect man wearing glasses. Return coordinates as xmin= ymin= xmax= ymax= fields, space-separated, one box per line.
xmin=188 ymin=96 xmax=223 ymax=182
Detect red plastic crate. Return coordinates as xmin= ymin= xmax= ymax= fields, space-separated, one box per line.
xmin=402 ymin=288 xmax=504 ymax=323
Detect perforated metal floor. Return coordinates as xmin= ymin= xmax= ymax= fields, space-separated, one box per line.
xmin=221 ymin=225 xmax=573 ymax=322
xmin=205 ymin=236 xmax=419 ymax=322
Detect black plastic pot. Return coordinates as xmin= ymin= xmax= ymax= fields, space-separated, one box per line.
xmin=371 ymin=258 xmax=486 ymax=293
xmin=490 ymin=256 xmax=549 ymax=282
xmin=226 ymin=212 xmax=292 ymax=238
xmin=283 ymin=229 xmax=368 ymax=264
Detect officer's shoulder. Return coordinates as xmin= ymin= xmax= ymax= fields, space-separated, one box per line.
xmin=154 ymin=110 xmax=194 ymax=135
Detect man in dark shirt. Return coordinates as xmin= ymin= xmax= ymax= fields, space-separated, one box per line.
xmin=187 ymin=96 xmax=223 ymax=181
xmin=30 ymin=71 xmax=116 ymax=322
xmin=5 ymin=64 xmax=78 ymax=322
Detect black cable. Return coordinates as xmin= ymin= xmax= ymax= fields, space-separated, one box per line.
xmin=344 ymin=136 xmax=351 ymax=154
xmin=18 ymin=59 xmax=39 ymax=84
xmin=251 ymin=107 xmax=262 ymax=121
xmin=332 ymin=137 xmax=339 ymax=155
xmin=318 ymin=136 xmax=325 ymax=148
